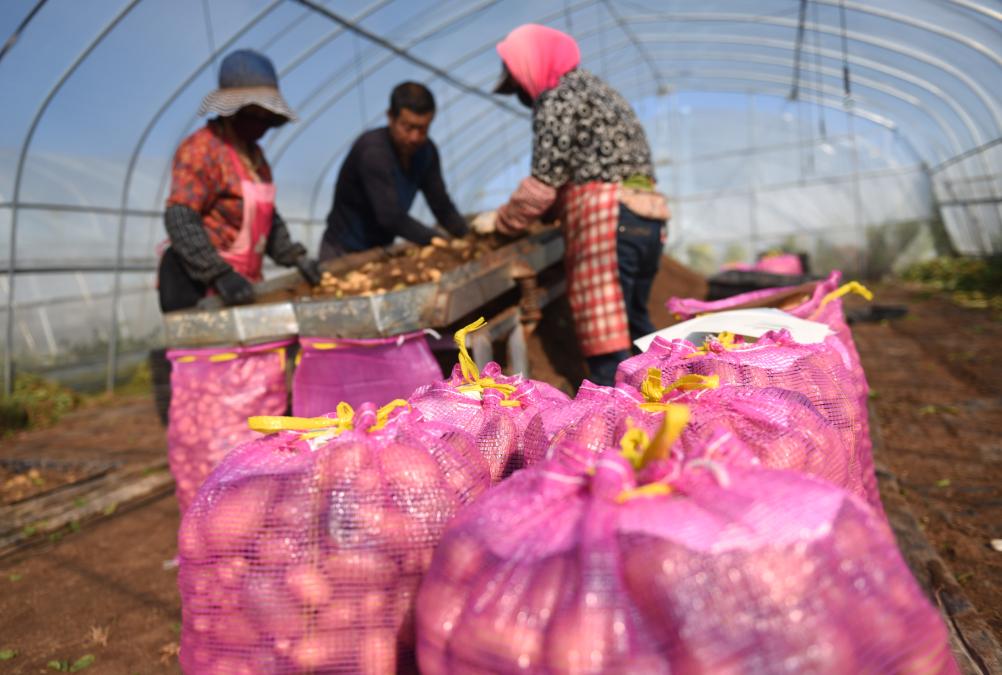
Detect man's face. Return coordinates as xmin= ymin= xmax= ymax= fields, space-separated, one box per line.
xmin=387 ymin=108 xmax=434 ymax=159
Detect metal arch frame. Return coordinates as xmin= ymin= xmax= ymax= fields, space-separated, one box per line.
xmin=4 ymin=0 xmax=142 ymax=396
xmin=816 ymin=0 xmax=1002 ymax=69
xmin=104 ymin=0 xmax=290 ymax=392
xmin=148 ymin=0 xmax=397 ymax=228
xmin=945 ymin=0 xmax=1002 ymax=24
xmin=598 ymin=0 xmax=666 ymax=92
xmin=437 ymin=61 xmax=949 ymax=193
xmin=261 ymin=0 xmax=479 ymax=160
xmin=609 ymin=11 xmax=1002 ymax=131
xmin=948 ymin=0 xmax=1002 ymax=24
xmin=452 ymin=80 xmax=923 ymax=214
xmin=266 ymin=0 xmax=507 ymax=167
xmin=289 ymin=0 xmax=525 ymax=116
xmin=294 ymin=0 xmax=602 ymax=223
xmin=592 ymin=34 xmax=989 ymax=148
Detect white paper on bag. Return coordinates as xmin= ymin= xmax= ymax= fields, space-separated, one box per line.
xmin=634 ymin=308 xmax=833 ymax=352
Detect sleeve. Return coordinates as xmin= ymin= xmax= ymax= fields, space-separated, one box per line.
xmin=164 ymin=204 xmax=231 ymax=284
xmin=420 ymin=143 xmax=469 ymax=237
xmin=529 ymin=91 xmax=573 ymax=189
xmin=265 ymin=209 xmax=307 ymax=266
xmin=496 ymin=176 xmax=558 ymax=234
xmin=166 ymin=133 xmax=218 ymax=214
xmin=359 ymin=146 xmax=437 ymax=246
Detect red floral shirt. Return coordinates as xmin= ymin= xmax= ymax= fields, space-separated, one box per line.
xmin=166 ymin=120 xmax=272 ymax=251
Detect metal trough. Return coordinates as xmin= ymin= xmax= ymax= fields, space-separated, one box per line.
xmin=163 ymin=228 xmax=565 ymax=348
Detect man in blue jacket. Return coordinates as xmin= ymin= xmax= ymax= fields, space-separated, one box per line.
xmin=320 ymin=82 xmax=468 ymax=259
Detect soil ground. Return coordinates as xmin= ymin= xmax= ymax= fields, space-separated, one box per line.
xmin=0 ymin=270 xmax=998 ymax=673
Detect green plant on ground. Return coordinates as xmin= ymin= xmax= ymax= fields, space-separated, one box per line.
xmin=0 ymin=373 xmax=79 ymax=436
xmin=900 ymin=256 xmax=1002 ymax=316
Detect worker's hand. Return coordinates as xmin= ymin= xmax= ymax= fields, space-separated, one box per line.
xmin=295 ymin=256 xmax=323 ymax=286
xmin=495 ymin=215 xmax=525 ymax=237
xmin=214 ymin=269 xmax=255 ymax=306
xmin=471 ymin=210 xmax=497 ymax=235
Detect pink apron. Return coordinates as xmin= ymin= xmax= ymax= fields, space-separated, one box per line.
xmin=218 ymin=144 xmax=275 ymax=283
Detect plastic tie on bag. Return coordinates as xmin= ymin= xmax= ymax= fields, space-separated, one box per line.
xmin=453 ymin=317 xmax=521 ymax=407
xmin=811 ymin=281 xmax=873 ymax=318
xmin=639 ymin=368 xmax=719 ymax=407
xmin=618 ymin=404 xmax=689 ymax=471
xmin=247 ymin=398 xmax=409 ymax=442
xmin=684 ymin=331 xmax=738 ymax=358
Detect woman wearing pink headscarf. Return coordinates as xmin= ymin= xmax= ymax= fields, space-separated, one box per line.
xmin=479 ymin=24 xmax=670 ymax=386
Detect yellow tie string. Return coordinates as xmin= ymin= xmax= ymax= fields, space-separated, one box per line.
xmin=248 ymin=399 xmax=409 ymax=440
xmin=812 ymin=281 xmax=873 ymax=318
xmin=640 ymin=369 xmax=719 ymax=407
xmin=452 ymin=318 xmax=522 ymax=406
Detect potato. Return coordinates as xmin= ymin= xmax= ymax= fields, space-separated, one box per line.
xmin=202 ymin=478 xmax=276 ymax=555
xmin=177 ymin=513 xmax=206 ymax=562
xmin=285 ymin=562 xmax=333 ymax=607
xmin=318 ymin=597 xmax=361 ymax=632
xmin=324 ymin=549 xmax=399 ymax=586
xmin=544 ymin=604 xmax=621 ymax=673
xmin=359 ymin=628 xmax=397 ymax=675
xmin=290 ymin=631 xmax=358 ymax=670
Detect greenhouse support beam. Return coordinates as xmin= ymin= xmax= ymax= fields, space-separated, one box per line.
xmin=289 ymin=0 xmax=526 ymax=117
xmin=614 ymin=12 xmax=1002 ymax=132
xmin=299 ymin=0 xmax=598 ymax=221
xmin=0 ymin=0 xmax=49 ymax=63
xmin=107 ymin=0 xmax=286 ymax=393
xmin=599 ymin=0 xmax=666 ymax=92
xmin=938 ymin=197 xmax=1002 ymax=207
xmin=265 ymin=0 xmax=501 ymax=164
xmin=931 ymin=138 xmax=1002 ymax=174
xmin=4 ymin=0 xmax=141 ymax=397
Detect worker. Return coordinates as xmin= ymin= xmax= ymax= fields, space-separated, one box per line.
xmin=158 ymin=49 xmax=321 ymax=312
xmin=475 ymin=24 xmax=670 ymax=386
xmin=319 ymin=82 xmax=469 ymax=260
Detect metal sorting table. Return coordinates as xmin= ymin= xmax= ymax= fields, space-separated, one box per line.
xmin=163 ymin=228 xmax=565 ymax=348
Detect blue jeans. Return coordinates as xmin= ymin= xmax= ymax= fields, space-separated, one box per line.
xmin=585 ymin=205 xmax=664 ymax=386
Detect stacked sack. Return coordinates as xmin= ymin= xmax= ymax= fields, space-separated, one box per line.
xmin=410 ymin=318 xmax=569 ymax=482
xmin=616 ymin=328 xmax=877 ymax=510
xmin=417 ymin=413 xmax=958 ymax=674
xmin=166 ymin=341 xmax=292 ymax=515
xmin=667 ymin=274 xmax=879 ymax=505
xmin=177 ymin=400 xmax=490 ymax=674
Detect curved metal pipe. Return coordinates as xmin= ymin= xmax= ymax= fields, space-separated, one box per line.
xmin=4 ymin=0 xmax=141 ymax=396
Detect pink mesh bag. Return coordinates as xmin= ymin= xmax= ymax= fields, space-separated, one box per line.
xmin=167 ymin=340 xmax=291 ymax=516
xmin=665 ymin=271 xmax=879 ymax=505
xmin=631 ymin=372 xmax=863 ymax=498
xmin=178 ymin=402 xmax=490 ymax=674
xmin=755 ymin=252 xmax=804 ymax=275
xmin=292 ymin=332 xmax=442 ymax=416
xmin=409 ymin=319 xmax=569 ymax=482
xmin=417 ymin=437 xmax=957 ymax=674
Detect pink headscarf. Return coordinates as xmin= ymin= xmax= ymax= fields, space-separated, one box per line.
xmin=496 ymin=24 xmax=581 ymax=100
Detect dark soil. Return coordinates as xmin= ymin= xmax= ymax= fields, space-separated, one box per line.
xmin=849 ymin=284 xmax=1002 ymax=639
xmin=0 ymin=278 xmax=999 ymax=673
xmin=0 ymin=464 xmax=99 ymax=506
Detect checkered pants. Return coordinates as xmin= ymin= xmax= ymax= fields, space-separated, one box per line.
xmin=561 ymin=182 xmax=631 ymax=357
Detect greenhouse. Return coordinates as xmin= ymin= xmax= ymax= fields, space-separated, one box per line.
xmin=0 ymin=1 xmax=1000 ymax=673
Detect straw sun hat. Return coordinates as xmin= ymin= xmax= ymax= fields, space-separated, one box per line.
xmin=198 ymin=49 xmax=298 ymax=122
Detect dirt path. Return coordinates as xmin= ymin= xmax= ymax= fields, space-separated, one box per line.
xmin=851 ymin=285 xmax=1002 ymax=640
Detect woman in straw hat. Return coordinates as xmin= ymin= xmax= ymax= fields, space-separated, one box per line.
xmin=474 ymin=24 xmax=670 ymax=386
xmin=158 ymin=49 xmax=321 ymax=311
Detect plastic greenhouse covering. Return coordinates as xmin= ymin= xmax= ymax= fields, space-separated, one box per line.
xmin=1 ymin=0 xmax=999 ymax=392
